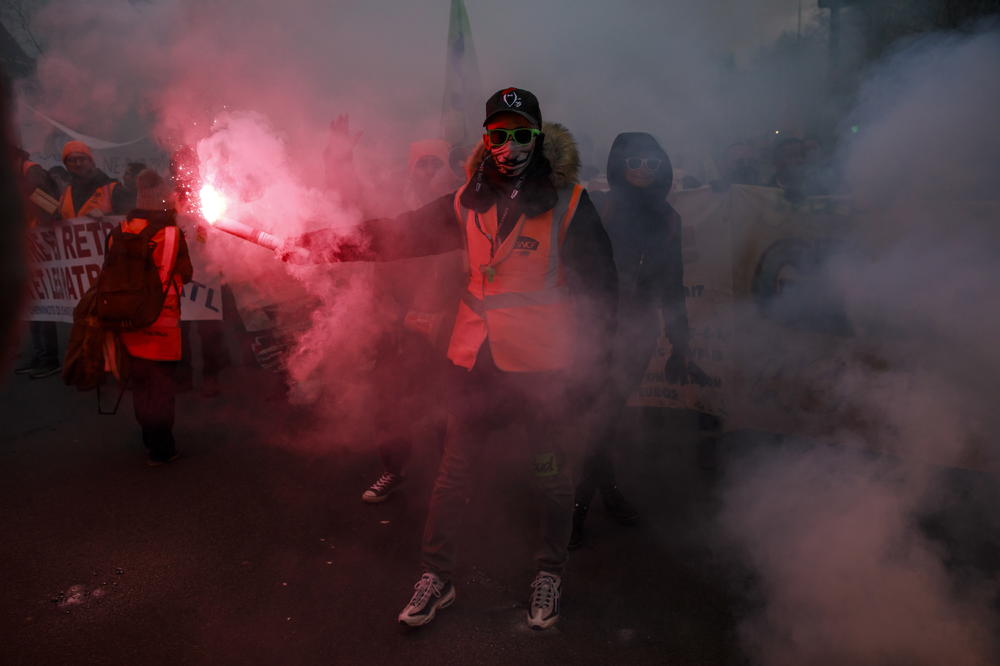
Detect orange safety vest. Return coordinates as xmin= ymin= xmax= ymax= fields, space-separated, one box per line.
xmin=447 ymin=184 xmax=584 ymax=372
xmin=115 ymin=218 xmax=184 ymax=361
xmin=59 ymin=181 xmax=117 ymax=219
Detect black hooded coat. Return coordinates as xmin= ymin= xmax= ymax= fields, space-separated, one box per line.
xmin=593 ymin=132 xmax=689 ymax=386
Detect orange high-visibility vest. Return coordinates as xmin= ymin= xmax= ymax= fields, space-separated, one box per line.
xmin=59 ymin=181 xmax=117 ymax=219
xmin=447 ymin=184 xmax=584 ymax=372
xmin=115 ymin=218 xmax=184 ymax=361
xmin=22 ymin=160 xmax=38 ymax=176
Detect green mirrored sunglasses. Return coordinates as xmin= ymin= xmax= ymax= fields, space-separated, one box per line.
xmin=485 ymin=128 xmax=541 ymax=147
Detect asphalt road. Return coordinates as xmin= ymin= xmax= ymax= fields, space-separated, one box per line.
xmin=22 ymin=316 xmax=1000 ymax=666
xmin=6 ymin=327 xmax=1000 ymax=666
xmin=0 ymin=329 xmax=759 ymax=666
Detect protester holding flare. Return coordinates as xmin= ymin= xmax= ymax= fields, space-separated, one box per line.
xmin=112 ymin=170 xmax=193 ymax=466
xmin=283 ymin=87 xmax=617 ymax=631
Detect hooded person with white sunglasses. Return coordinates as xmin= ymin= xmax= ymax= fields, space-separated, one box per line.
xmin=571 ymin=132 xmax=694 ymax=548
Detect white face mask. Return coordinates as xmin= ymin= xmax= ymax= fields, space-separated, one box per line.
xmin=489 ymin=138 xmax=535 ymax=177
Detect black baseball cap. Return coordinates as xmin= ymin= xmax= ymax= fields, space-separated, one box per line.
xmin=483 ymin=87 xmax=542 ymax=127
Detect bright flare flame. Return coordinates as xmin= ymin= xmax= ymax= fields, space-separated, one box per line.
xmin=199 ymin=183 xmax=228 ymax=224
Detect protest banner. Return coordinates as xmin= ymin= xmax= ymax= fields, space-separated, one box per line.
xmin=24 ymin=216 xmax=223 ymax=323
xmin=631 ymin=185 xmax=857 ymax=437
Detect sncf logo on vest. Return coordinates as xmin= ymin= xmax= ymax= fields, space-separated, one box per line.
xmin=514 ymin=235 xmax=540 ymax=252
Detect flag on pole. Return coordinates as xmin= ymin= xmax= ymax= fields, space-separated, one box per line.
xmin=440 ymin=0 xmax=482 ymax=146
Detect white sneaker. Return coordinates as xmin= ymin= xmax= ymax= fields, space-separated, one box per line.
xmin=527 ymin=571 xmax=561 ymax=630
xmin=398 ymin=573 xmax=455 ymax=627
xmin=362 ymin=472 xmax=404 ymax=503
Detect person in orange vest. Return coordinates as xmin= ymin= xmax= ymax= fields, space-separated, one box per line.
xmin=12 ymin=148 xmax=63 ymax=379
xmin=56 ymin=140 xmax=131 ymax=219
xmin=359 ymin=137 xmax=465 ymax=504
xmin=285 ymin=87 xmax=617 ymax=630
xmin=110 ymin=169 xmax=193 ymax=465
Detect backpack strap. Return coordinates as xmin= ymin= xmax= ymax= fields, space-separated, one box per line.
xmin=102 ymin=226 xmax=122 ymax=268
xmin=159 ymin=226 xmax=180 ymax=287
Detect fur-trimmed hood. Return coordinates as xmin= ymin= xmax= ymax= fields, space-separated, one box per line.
xmin=464 ymin=121 xmax=580 ymax=189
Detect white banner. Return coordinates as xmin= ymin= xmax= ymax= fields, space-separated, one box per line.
xmin=631 ymin=186 xmax=855 ymax=435
xmin=25 ymin=216 xmax=223 ymax=323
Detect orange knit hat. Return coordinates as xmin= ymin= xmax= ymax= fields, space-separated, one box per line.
xmin=62 ymin=140 xmax=94 ymax=162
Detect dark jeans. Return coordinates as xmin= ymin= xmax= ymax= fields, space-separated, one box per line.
xmin=575 ymin=327 xmax=658 ymax=506
xmin=129 ymin=356 xmax=178 ymax=461
xmin=373 ymin=330 xmax=448 ymax=476
xmin=421 ymin=346 xmax=575 ymax=579
xmin=29 ymin=321 xmax=59 ymax=367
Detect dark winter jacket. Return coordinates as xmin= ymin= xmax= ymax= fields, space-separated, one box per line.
xmin=595 ymin=132 xmax=689 ymax=354
xmin=16 ymin=151 xmax=60 ymax=225
xmin=62 ymin=169 xmax=131 ymax=218
xmin=299 ymin=122 xmax=618 ymax=359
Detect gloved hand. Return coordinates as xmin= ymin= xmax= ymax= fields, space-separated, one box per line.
xmin=664 ymin=352 xmax=689 ymax=385
xmin=687 ymin=360 xmax=713 ymax=387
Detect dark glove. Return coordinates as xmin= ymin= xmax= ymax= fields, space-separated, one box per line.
xmin=664 ymin=352 xmax=689 ymax=385
xmin=687 ymin=360 xmax=713 ymax=387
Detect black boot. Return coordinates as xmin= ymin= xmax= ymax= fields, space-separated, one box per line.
xmin=568 ymin=502 xmax=588 ymax=550
xmin=143 ymin=428 xmax=178 ymax=466
xmin=601 ymin=484 xmax=639 ymax=525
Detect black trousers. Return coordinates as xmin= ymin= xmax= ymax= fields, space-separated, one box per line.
xmin=421 ymin=345 xmax=575 ymax=578
xmin=129 ymin=356 xmax=178 ymax=461
xmin=180 ymin=319 xmax=228 ymax=380
xmin=29 ymin=321 xmax=59 ymax=367
xmin=373 ymin=330 xmax=449 ymax=475
xmin=575 ymin=326 xmax=659 ymax=505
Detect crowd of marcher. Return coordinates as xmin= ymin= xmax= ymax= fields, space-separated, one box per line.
xmin=11 ymin=86 xmax=836 ymax=632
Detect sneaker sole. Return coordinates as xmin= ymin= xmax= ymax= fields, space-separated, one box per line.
xmin=527 ymin=612 xmax=560 ymax=630
xmin=361 ymin=478 xmax=405 ymax=504
xmin=398 ymin=586 xmax=456 ymax=627
xmin=29 ymin=367 xmax=61 ymax=379
xmin=147 ymin=452 xmax=182 ymax=467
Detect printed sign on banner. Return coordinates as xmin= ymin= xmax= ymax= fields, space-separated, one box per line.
xmin=24 ymin=216 xmax=223 ymax=323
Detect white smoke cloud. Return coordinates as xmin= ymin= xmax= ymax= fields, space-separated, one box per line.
xmin=718 ymin=25 xmax=1000 ymax=666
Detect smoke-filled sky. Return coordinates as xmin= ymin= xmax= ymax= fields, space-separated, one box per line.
xmin=15 ymin=0 xmax=822 ymax=168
